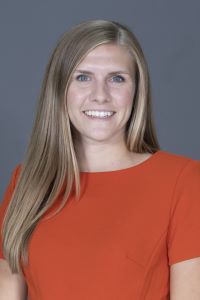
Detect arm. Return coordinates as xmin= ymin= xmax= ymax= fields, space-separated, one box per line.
xmin=0 ymin=259 xmax=28 ymax=300
xmin=170 ymin=257 xmax=200 ymax=300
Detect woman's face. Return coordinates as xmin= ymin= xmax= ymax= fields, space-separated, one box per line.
xmin=66 ymin=43 xmax=136 ymax=145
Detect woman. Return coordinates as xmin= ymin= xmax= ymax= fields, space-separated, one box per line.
xmin=0 ymin=20 xmax=200 ymax=300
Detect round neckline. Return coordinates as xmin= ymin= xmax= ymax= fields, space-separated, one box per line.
xmin=80 ymin=150 xmax=163 ymax=175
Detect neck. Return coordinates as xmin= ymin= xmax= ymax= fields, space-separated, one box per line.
xmin=73 ymin=135 xmax=138 ymax=172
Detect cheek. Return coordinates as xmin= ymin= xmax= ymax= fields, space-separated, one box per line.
xmin=66 ymin=91 xmax=80 ymax=113
xmin=67 ymin=85 xmax=88 ymax=108
xmin=112 ymin=89 xmax=134 ymax=109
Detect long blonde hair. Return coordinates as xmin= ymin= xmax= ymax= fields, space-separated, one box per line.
xmin=2 ymin=19 xmax=160 ymax=274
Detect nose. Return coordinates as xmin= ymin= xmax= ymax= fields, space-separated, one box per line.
xmin=90 ymin=80 xmax=110 ymax=103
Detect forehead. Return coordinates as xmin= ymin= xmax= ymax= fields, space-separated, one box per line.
xmin=76 ymin=43 xmax=135 ymax=72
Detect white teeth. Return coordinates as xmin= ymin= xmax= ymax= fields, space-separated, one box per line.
xmin=84 ymin=110 xmax=114 ymax=118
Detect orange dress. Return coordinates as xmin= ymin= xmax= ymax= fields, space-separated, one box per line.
xmin=1 ymin=150 xmax=200 ymax=300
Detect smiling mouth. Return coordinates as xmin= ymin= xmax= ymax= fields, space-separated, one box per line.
xmin=83 ymin=110 xmax=116 ymax=118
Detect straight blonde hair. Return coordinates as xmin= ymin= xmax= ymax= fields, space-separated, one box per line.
xmin=2 ymin=19 xmax=160 ymax=274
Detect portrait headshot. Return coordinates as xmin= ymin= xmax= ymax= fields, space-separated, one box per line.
xmin=0 ymin=2 xmax=200 ymax=300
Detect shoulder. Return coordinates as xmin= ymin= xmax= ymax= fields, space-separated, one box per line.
xmin=161 ymin=150 xmax=200 ymax=220
xmin=155 ymin=149 xmax=200 ymax=176
xmin=9 ymin=164 xmax=22 ymax=190
xmin=12 ymin=164 xmax=22 ymax=181
xmin=0 ymin=164 xmax=21 ymax=210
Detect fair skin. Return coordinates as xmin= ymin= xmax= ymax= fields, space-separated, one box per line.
xmin=67 ymin=43 xmax=152 ymax=172
xmin=170 ymin=258 xmax=200 ymax=299
xmin=0 ymin=259 xmax=27 ymax=299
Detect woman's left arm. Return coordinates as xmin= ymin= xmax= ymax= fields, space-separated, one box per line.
xmin=168 ymin=160 xmax=200 ymax=299
xmin=170 ymin=257 xmax=200 ymax=300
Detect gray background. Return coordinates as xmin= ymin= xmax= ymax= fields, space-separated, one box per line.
xmin=1 ymin=0 xmax=200 ymax=199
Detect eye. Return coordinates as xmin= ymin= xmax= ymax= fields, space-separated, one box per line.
xmin=76 ymin=74 xmax=90 ymax=81
xmin=111 ymin=75 xmax=125 ymax=83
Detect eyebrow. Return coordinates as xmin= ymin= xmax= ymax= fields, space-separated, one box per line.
xmin=74 ymin=69 xmax=131 ymax=75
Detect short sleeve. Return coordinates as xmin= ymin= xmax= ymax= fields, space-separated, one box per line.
xmin=167 ymin=159 xmax=200 ymax=265
xmin=0 ymin=164 xmax=21 ymax=259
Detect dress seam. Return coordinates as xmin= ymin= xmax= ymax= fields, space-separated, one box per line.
xmin=137 ymin=228 xmax=168 ymax=300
